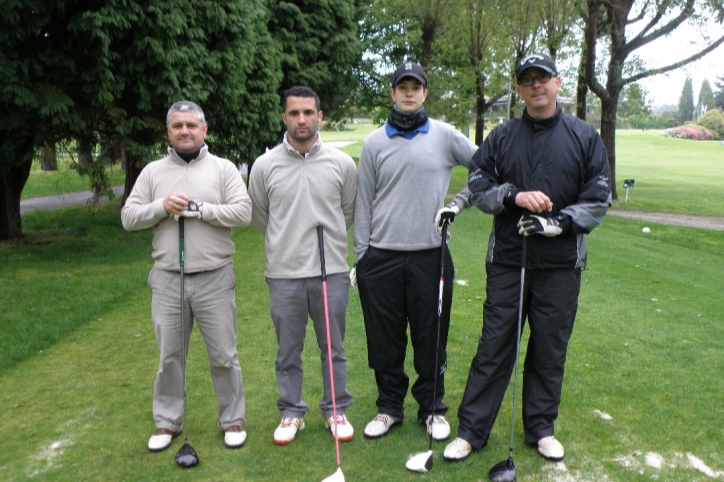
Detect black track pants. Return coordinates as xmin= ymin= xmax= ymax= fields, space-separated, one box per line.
xmin=456 ymin=263 xmax=580 ymax=448
xmin=356 ymin=246 xmax=454 ymax=420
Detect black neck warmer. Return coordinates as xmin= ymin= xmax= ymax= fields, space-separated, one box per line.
xmin=176 ymin=148 xmax=201 ymax=163
xmin=387 ymin=105 xmax=429 ymax=132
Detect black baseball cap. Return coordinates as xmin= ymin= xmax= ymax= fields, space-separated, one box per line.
xmin=515 ymin=53 xmax=558 ymax=80
xmin=391 ymin=61 xmax=427 ymax=88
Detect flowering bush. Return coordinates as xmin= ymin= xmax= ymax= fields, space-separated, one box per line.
xmin=661 ymin=124 xmax=714 ymax=140
xmin=697 ymin=109 xmax=724 ymax=140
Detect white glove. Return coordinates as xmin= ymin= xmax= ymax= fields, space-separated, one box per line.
xmin=349 ymin=265 xmax=357 ymax=288
xmin=517 ymin=213 xmax=563 ymax=237
xmin=174 ymin=200 xmax=202 ymax=221
xmin=435 ymin=203 xmax=460 ymax=235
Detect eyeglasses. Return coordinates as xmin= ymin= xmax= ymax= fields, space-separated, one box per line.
xmin=518 ymin=74 xmax=553 ymax=87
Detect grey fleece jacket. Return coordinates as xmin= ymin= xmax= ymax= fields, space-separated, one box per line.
xmin=353 ymin=119 xmax=476 ymax=259
xmin=248 ymin=134 xmax=357 ymax=279
xmin=121 ymin=145 xmax=251 ymax=273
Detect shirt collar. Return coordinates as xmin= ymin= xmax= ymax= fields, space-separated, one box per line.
xmin=283 ymin=131 xmax=322 ymax=156
xmin=385 ymin=119 xmax=431 ymax=138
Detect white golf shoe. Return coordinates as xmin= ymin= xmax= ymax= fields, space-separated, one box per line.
xmin=273 ymin=417 xmax=305 ymax=445
xmin=425 ymin=414 xmax=451 ymax=441
xmin=537 ymin=435 xmax=564 ymax=461
xmin=147 ymin=427 xmax=180 ymax=452
xmin=363 ymin=413 xmax=402 ymax=439
xmin=224 ymin=425 xmax=247 ymax=448
xmin=325 ymin=414 xmax=354 ymax=442
xmin=443 ymin=437 xmax=473 ymax=461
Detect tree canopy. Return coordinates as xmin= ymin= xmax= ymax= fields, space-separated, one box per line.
xmin=1 ymin=0 xmax=360 ymax=241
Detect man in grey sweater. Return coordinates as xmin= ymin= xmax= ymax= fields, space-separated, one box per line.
xmin=248 ymin=86 xmax=357 ymax=446
xmin=354 ymin=61 xmax=476 ymax=442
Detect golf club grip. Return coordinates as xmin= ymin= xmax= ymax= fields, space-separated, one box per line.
xmin=317 ymin=225 xmax=326 ymax=280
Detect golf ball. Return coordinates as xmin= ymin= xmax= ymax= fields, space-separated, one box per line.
xmin=642 ymin=227 xmax=651 ymax=234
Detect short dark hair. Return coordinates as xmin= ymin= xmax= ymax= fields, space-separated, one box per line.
xmin=282 ymin=86 xmax=320 ymax=111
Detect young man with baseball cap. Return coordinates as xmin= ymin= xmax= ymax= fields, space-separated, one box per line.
xmin=354 ymin=61 xmax=477 ymax=442
xmin=443 ymin=52 xmax=611 ymax=462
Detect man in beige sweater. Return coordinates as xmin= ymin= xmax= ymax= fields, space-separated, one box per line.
xmin=122 ymin=100 xmax=251 ymax=452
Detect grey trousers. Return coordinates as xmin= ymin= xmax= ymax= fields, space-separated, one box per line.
xmin=266 ymin=273 xmax=352 ymax=420
xmin=149 ymin=264 xmax=245 ymax=432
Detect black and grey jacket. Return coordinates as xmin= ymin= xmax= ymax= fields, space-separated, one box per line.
xmin=468 ymin=106 xmax=612 ymax=270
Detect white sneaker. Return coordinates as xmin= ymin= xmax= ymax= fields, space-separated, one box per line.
xmin=273 ymin=417 xmax=305 ymax=445
xmin=426 ymin=414 xmax=451 ymax=441
xmin=147 ymin=428 xmax=180 ymax=452
xmin=363 ymin=413 xmax=402 ymax=439
xmin=443 ymin=437 xmax=473 ymax=461
xmin=224 ymin=425 xmax=247 ymax=448
xmin=325 ymin=414 xmax=354 ymax=442
xmin=537 ymin=435 xmax=564 ymax=461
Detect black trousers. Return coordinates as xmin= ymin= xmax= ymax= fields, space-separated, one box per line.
xmin=457 ymin=263 xmax=580 ymax=448
xmin=356 ymin=246 xmax=454 ymax=420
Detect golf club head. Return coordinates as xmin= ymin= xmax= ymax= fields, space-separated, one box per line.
xmin=405 ymin=450 xmax=433 ymax=473
xmin=175 ymin=441 xmax=199 ymax=468
xmin=489 ymin=457 xmax=516 ymax=482
xmin=320 ymin=466 xmax=345 ymax=482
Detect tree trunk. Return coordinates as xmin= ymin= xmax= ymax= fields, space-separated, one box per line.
xmin=40 ymin=142 xmax=58 ymax=171
xmin=600 ymin=97 xmax=618 ymax=200
xmin=474 ymin=73 xmax=486 ymax=145
xmin=0 ymin=158 xmax=32 ymax=240
xmin=78 ymin=138 xmax=93 ymax=169
xmin=576 ymin=50 xmax=588 ymax=120
xmin=122 ymin=153 xmax=144 ymax=205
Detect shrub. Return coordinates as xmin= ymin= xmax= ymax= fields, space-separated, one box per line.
xmin=661 ymin=124 xmax=714 ymax=140
xmin=697 ymin=109 xmax=724 ymax=140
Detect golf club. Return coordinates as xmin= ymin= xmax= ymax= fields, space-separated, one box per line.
xmin=317 ymin=226 xmax=345 ymax=482
xmin=488 ymin=236 xmax=527 ymax=482
xmin=405 ymin=220 xmax=449 ymax=473
xmin=175 ymin=215 xmax=199 ymax=468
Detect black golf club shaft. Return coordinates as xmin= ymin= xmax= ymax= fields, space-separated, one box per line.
xmin=176 ymin=217 xmax=199 ymax=467
xmin=428 ymin=220 xmax=448 ymax=451
xmin=507 ymin=236 xmax=526 ymax=459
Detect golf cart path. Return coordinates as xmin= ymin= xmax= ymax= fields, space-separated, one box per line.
xmin=21 ymin=189 xmax=724 ymax=230
xmin=607 ymin=210 xmax=724 ymax=231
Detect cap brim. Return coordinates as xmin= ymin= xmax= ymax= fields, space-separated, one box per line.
xmin=393 ymin=74 xmax=427 ymax=87
xmin=516 ymin=65 xmax=557 ymax=80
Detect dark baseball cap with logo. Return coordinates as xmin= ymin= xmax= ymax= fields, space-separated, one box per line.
xmin=515 ymin=53 xmax=558 ymax=81
xmin=391 ymin=61 xmax=427 ymax=88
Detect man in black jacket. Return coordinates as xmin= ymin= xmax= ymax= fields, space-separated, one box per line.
xmin=443 ymin=53 xmax=611 ymax=463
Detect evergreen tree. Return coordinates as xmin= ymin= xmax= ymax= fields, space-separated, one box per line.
xmin=714 ymin=75 xmax=724 ymax=110
xmin=697 ymin=79 xmax=716 ymax=118
xmin=0 ymin=0 xmax=282 ymax=240
xmin=678 ymin=77 xmax=695 ymax=124
xmin=679 ymin=77 xmax=694 ymax=124
xmin=268 ymin=0 xmax=361 ymax=121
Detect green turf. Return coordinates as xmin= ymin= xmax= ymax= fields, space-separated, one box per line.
xmin=4 ymin=128 xmax=723 ymax=481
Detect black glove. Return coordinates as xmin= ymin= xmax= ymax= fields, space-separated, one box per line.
xmin=435 ymin=203 xmax=459 ymax=234
xmin=517 ymin=213 xmax=566 ymax=237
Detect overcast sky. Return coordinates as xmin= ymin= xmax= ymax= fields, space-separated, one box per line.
xmin=636 ymin=22 xmax=724 ymax=108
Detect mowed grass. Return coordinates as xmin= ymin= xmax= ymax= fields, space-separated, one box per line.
xmin=24 ymin=155 xmax=126 ymax=199
xmin=2 ymin=194 xmax=724 ymax=480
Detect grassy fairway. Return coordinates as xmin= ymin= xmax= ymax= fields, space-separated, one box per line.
xmin=1 ymin=193 xmax=723 ymax=481
xmin=6 ymin=127 xmax=723 ymax=480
